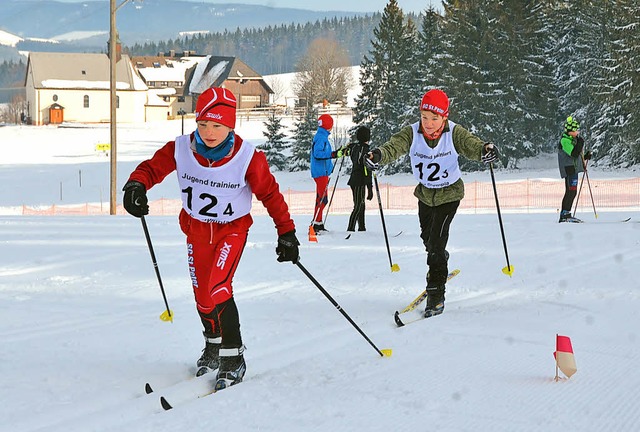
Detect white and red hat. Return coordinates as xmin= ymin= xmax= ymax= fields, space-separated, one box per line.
xmin=195 ymin=87 xmax=237 ymax=129
xmin=318 ymin=114 xmax=334 ymax=130
xmin=420 ymin=89 xmax=449 ymax=117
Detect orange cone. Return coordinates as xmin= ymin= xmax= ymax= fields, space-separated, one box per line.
xmin=308 ymin=225 xmax=317 ymax=242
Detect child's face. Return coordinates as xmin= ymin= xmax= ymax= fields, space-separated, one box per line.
xmin=420 ymin=110 xmax=446 ymax=135
xmin=568 ymin=130 xmax=579 ymax=137
xmin=197 ymin=121 xmax=232 ymax=147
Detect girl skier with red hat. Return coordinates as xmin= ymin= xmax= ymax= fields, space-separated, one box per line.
xmin=364 ymin=89 xmax=499 ymax=318
xmin=122 ymin=87 xmax=300 ymax=392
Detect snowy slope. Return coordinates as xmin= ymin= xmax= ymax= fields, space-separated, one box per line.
xmin=1 ymin=119 xmax=640 ymax=431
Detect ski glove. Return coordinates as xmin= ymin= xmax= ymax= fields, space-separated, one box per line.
xmin=331 ymin=146 xmax=349 ymax=159
xmin=367 ymin=186 xmax=374 ymax=201
xmin=364 ymin=149 xmax=381 ymax=171
xmin=122 ymin=181 xmax=149 ymax=218
xmin=276 ymin=230 xmax=300 ymax=264
xmin=481 ymin=143 xmax=500 ymax=165
xmin=584 ymin=150 xmax=592 ymax=161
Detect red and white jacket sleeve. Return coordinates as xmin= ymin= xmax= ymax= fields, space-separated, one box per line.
xmin=126 ymin=140 xmax=178 ymax=190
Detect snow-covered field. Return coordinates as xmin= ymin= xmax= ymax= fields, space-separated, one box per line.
xmin=1 ymin=119 xmax=639 ymax=431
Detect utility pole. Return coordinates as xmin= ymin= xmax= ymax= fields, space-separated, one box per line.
xmin=109 ymin=0 xmax=134 ymax=215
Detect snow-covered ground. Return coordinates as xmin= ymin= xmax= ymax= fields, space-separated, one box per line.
xmin=1 ymin=118 xmax=639 ymax=431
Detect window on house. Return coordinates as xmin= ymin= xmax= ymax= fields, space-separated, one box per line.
xmin=153 ymin=62 xmax=160 ymax=68
xmin=178 ymin=96 xmax=185 ymax=102
xmin=53 ymin=94 xmax=58 ymax=102
xmin=116 ymin=96 xmax=120 ymax=109
xmin=81 ymin=70 xmax=86 ymax=75
xmin=84 ymin=95 xmax=90 ymax=108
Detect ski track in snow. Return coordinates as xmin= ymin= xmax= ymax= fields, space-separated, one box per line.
xmin=2 ymin=208 xmax=640 ymax=429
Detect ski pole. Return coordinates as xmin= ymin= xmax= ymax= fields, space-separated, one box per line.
xmin=373 ymin=172 xmax=400 ymax=272
xmin=582 ymin=156 xmax=598 ymax=219
xmin=295 ymin=260 xmax=392 ymax=358
xmin=140 ymin=215 xmax=173 ymax=322
xmin=323 ymin=154 xmax=346 ymax=225
xmin=489 ymin=163 xmax=514 ymax=276
xmin=572 ymin=171 xmax=586 ymax=217
xmin=572 ymin=154 xmax=590 ymax=217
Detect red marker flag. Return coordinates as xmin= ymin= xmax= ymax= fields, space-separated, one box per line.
xmin=554 ymin=334 xmax=577 ymax=379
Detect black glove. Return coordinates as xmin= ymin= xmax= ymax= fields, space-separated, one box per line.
xmin=276 ymin=230 xmax=300 ymax=264
xmin=122 ymin=181 xmax=149 ymax=218
xmin=584 ymin=150 xmax=592 ymax=161
xmin=364 ymin=149 xmax=381 ymax=170
xmin=481 ymin=143 xmax=500 ymax=164
xmin=367 ymin=186 xmax=374 ymax=201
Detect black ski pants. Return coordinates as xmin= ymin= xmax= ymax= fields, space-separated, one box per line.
xmin=418 ymin=200 xmax=459 ymax=288
xmin=561 ymin=166 xmax=579 ymax=213
xmin=347 ymin=185 xmax=366 ymax=231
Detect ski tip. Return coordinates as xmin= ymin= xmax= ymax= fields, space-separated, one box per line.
xmin=160 ymin=396 xmax=173 ymax=411
xmin=144 ymin=383 xmax=153 ymax=394
xmin=345 ymin=234 xmax=351 ymax=240
xmin=394 ymin=311 xmax=405 ymax=327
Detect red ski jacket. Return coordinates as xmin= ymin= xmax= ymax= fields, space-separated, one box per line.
xmin=127 ymin=133 xmax=295 ymax=242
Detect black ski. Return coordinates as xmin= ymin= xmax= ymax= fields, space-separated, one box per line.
xmin=346 ymin=230 xmax=401 ymax=240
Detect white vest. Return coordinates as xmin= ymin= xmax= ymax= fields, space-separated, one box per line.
xmin=409 ymin=121 xmax=461 ymax=189
xmin=174 ymin=135 xmax=254 ymax=223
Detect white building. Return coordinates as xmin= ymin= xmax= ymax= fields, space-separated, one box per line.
xmin=24 ymin=52 xmax=151 ymax=125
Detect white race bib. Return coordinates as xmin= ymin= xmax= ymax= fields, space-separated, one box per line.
xmin=409 ymin=121 xmax=461 ymax=189
xmin=175 ymin=135 xmax=254 ymax=223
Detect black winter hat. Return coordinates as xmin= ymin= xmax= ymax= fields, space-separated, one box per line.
xmin=356 ymin=126 xmax=371 ymax=143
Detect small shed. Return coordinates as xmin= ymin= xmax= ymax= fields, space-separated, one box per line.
xmin=49 ymin=103 xmax=64 ymax=124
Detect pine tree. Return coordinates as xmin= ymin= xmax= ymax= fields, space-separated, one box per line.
xmin=591 ymin=0 xmax=640 ymax=165
xmin=260 ymin=112 xmax=289 ymax=171
xmin=353 ymin=0 xmax=417 ymax=174
xmin=439 ymin=0 xmax=555 ymax=168
xmin=289 ymin=108 xmax=318 ymax=171
xmin=414 ymin=6 xmax=450 ymax=92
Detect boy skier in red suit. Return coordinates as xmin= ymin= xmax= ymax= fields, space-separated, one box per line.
xmin=122 ymin=87 xmax=300 ymax=391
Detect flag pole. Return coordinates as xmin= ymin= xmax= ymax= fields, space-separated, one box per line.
xmin=554 ymin=333 xmax=559 ymax=381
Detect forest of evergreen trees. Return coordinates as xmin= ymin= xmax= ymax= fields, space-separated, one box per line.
xmin=0 ymin=59 xmax=26 ymax=103
xmin=283 ymin=0 xmax=639 ymax=173
xmin=126 ymin=15 xmax=383 ymax=75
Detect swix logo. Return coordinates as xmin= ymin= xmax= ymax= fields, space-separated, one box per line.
xmin=216 ymin=242 xmax=232 ymax=269
xmin=205 ymin=112 xmax=224 ymax=120
xmin=421 ymin=103 xmax=445 ymax=115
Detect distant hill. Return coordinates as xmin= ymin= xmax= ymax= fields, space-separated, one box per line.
xmin=0 ymin=0 xmax=366 ymax=61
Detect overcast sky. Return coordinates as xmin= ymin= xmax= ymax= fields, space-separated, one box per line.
xmin=54 ymin=0 xmax=441 ymax=14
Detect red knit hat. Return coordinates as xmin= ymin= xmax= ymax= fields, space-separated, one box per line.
xmin=318 ymin=114 xmax=334 ymax=130
xmin=195 ymin=87 xmax=237 ymax=129
xmin=420 ymin=89 xmax=449 ymax=117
